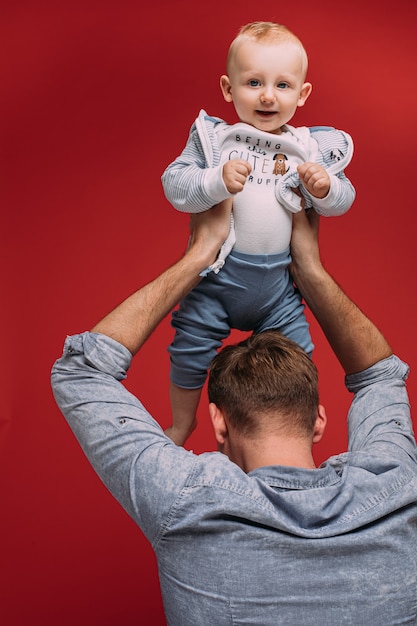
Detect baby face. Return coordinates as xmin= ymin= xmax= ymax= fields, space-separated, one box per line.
xmin=220 ymin=39 xmax=312 ymax=135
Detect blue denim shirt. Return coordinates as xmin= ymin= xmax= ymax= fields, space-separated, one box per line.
xmin=51 ymin=332 xmax=417 ymax=625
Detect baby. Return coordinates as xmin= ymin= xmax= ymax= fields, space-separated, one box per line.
xmin=162 ymin=21 xmax=355 ymax=445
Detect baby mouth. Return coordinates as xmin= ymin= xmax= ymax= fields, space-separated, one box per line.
xmin=256 ymin=110 xmax=276 ymax=117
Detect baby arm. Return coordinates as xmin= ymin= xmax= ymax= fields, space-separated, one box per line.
xmin=222 ymin=160 xmax=252 ymax=194
xmin=299 ymin=127 xmax=355 ymax=215
xmin=297 ymin=162 xmax=330 ymax=200
xmin=162 ymin=127 xmax=232 ymax=214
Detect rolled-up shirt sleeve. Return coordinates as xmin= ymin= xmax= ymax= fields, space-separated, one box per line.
xmin=51 ymin=332 xmax=197 ymax=545
xmin=346 ymin=355 xmax=416 ymax=464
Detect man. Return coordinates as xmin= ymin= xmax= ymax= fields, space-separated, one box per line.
xmin=51 ymin=201 xmax=417 ymax=625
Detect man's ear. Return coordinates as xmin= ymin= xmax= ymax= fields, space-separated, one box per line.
xmin=220 ymin=75 xmax=233 ymax=102
xmin=209 ymin=402 xmax=228 ymax=445
xmin=297 ymin=82 xmax=313 ymax=107
xmin=312 ymin=404 xmax=327 ymax=444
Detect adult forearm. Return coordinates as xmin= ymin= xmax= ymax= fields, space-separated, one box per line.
xmin=92 ymin=200 xmax=232 ymax=356
xmin=91 ymin=253 xmax=201 ymax=355
xmin=290 ymin=210 xmax=392 ymax=375
xmin=293 ymin=262 xmax=392 ymax=374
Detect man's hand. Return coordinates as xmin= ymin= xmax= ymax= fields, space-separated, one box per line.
xmin=298 ymin=162 xmax=330 ymax=199
xmin=222 ymin=160 xmax=252 ymax=194
xmin=188 ymin=199 xmax=233 ymax=265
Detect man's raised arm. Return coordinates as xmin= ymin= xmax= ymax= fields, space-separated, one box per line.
xmin=290 ymin=210 xmax=392 ymax=375
xmin=92 ymin=200 xmax=232 ymax=356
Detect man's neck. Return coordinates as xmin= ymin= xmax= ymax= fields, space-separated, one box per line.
xmin=225 ymin=435 xmax=317 ymax=473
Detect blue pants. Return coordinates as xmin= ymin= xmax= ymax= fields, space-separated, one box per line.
xmin=169 ymin=248 xmax=314 ymax=389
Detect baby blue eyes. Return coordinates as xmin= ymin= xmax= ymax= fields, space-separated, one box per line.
xmin=247 ymin=80 xmax=289 ymax=89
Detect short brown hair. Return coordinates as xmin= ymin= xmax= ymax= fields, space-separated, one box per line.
xmin=227 ymin=21 xmax=308 ymax=78
xmin=208 ymin=330 xmax=318 ymax=438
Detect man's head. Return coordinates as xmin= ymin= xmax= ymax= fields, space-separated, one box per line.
xmin=220 ymin=21 xmax=312 ymax=134
xmin=208 ymin=330 xmax=323 ymax=463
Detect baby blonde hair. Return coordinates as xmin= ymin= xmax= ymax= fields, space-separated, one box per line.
xmin=227 ymin=21 xmax=308 ymax=78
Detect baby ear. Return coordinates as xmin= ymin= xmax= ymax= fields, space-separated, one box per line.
xmin=220 ymin=75 xmax=234 ymax=102
xmin=297 ymin=82 xmax=313 ymax=107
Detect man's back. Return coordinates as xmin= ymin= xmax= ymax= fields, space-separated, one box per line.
xmin=52 ymin=334 xmax=417 ymax=625
xmin=158 ymin=484 xmax=417 ymax=625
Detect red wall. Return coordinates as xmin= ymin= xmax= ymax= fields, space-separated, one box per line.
xmin=2 ymin=1 xmax=417 ymax=624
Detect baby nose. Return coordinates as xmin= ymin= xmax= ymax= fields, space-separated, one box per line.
xmin=260 ymin=86 xmax=275 ymax=103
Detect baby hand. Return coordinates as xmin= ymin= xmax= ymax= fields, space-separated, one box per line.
xmin=297 ymin=162 xmax=330 ymax=199
xmin=223 ymin=159 xmax=252 ymax=194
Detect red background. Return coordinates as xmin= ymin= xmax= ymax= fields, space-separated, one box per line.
xmin=2 ymin=1 xmax=417 ymax=624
